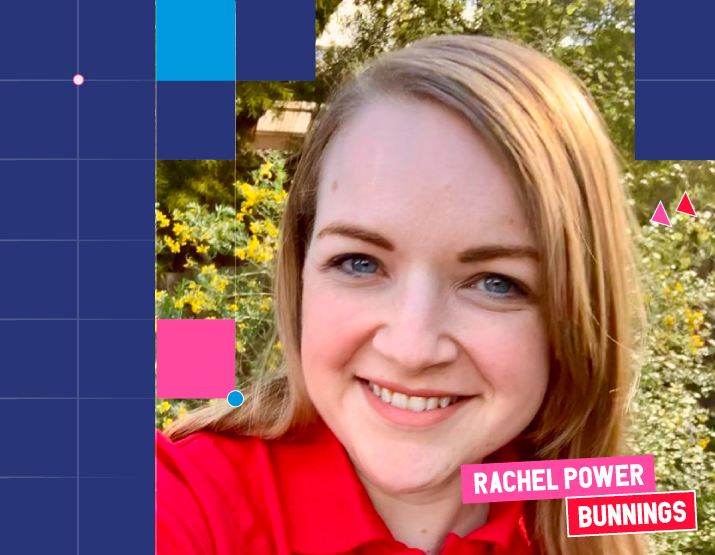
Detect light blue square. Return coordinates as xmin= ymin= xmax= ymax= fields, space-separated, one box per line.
xmin=157 ymin=0 xmax=235 ymax=81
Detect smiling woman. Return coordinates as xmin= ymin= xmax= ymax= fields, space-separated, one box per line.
xmin=156 ymin=35 xmax=649 ymax=555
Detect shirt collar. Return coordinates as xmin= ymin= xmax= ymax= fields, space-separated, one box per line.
xmin=272 ymin=418 xmax=529 ymax=555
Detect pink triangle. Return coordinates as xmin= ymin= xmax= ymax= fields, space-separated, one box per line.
xmin=676 ymin=191 xmax=697 ymax=217
xmin=651 ymin=201 xmax=671 ymax=227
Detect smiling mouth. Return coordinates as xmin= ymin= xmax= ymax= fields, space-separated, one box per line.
xmin=357 ymin=377 xmax=473 ymax=412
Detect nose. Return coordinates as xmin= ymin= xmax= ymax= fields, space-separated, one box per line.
xmin=371 ymin=272 xmax=458 ymax=373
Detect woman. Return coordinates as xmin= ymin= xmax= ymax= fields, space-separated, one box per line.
xmin=156 ymin=34 xmax=650 ymax=555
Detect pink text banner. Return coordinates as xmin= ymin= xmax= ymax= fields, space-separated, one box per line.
xmin=461 ymin=455 xmax=655 ymax=503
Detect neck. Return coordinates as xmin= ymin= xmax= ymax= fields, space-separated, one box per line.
xmin=358 ymin=470 xmax=490 ymax=555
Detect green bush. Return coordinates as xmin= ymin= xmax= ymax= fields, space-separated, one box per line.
xmin=629 ymin=205 xmax=715 ymax=554
xmin=155 ymin=152 xmax=287 ymax=428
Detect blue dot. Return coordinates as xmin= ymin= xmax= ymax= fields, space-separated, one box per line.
xmin=227 ymin=390 xmax=244 ymax=407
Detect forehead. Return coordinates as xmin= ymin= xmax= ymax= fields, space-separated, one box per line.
xmin=316 ymin=98 xmax=533 ymax=247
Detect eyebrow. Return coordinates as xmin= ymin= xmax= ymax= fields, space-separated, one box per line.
xmin=317 ymin=222 xmax=539 ymax=263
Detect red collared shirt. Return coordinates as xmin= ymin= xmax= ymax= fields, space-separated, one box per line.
xmin=156 ymin=418 xmax=534 ymax=555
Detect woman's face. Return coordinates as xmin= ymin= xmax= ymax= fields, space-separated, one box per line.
xmin=300 ymin=97 xmax=550 ymax=495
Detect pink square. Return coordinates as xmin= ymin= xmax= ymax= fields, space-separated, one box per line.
xmin=156 ymin=319 xmax=236 ymax=399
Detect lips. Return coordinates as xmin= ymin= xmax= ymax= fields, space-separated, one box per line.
xmin=359 ymin=378 xmax=473 ymax=428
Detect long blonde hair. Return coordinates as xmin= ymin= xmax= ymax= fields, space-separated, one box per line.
xmin=165 ymin=35 xmax=649 ymax=555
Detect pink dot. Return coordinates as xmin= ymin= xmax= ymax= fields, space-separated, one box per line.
xmin=73 ymin=74 xmax=84 ymax=86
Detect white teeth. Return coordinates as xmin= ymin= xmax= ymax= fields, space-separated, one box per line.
xmin=391 ymin=392 xmax=408 ymax=409
xmin=380 ymin=388 xmax=392 ymax=403
xmin=407 ymin=396 xmax=426 ymax=411
xmin=367 ymin=380 xmax=458 ymax=412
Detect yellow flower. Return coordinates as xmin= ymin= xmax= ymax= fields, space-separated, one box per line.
xmin=235 ymin=248 xmax=247 ymax=260
xmin=200 ymin=264 xmax=216 ymax=275
xmin=264 ymin=220 xmax=279 ymax=237
xmin=250 ymin=246 xmax=274 ymax=264
xmin=157 ymin=401 xmax=170 ymax=414
xmin=173 ymin=223 xmax=185 ymax=235
xmin=212 ymin=276 xmax=228 ymax=292
xmin=275 ymin=341 xmax=282 ymax=350
xmin=689 ymin=335 xmax=705 ymax=354
xmin=259 ymin=161 xmax=273 ymax=179
xmin=162 ymin=417 xmax=174 ymax=429
xmin=675 ymin=282 xmax=683 ymax=292
xmin=155 ymin=290 xmax=165 ymax=302
xmin=700 ymin=438 xmax=710 ymax=450
xmin=236 ymin=340 xmax=246 ymax=353
xmin=156 ymin=210 xmax=170 ymax=228
xmin=184 ymin=257 xmax=197 ymax=269
xmin=174 ymin=298 xmax=185 ymax=309
xmin=237 ymin=213 xmax=245 ymax=221
xmin=178 ymin=407 xmax=187 ymax=419
xmin=164 ymin=236 xmax=180 ymax=253
xmin=247 ymin=235 xmax=260 ymax=258
xmin=259 ymin=297 xmax=273 ymax=312
xmin=238 ymin=322 xmax=247 ymax=331
xmin=189 ymin=298 xmax=203 ymax=313
xmin=229 ymin=304 xmax=238 ymax=311
xmin=196 ymin=245 xmax=209 ymax=253
xmin=686 ymin=310 xmax=704 ymax=331
xmin=663 ymin=315 xmax=675 ymax=328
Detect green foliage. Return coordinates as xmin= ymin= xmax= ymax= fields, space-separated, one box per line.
xmin=632 ymin=209 xmax=715 ymax=553
xmin=156 ymin=160 xmax=235 ymax=215
xmin=156 ymin=153 xmax=288 ymax=429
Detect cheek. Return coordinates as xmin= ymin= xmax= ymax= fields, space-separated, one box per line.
xmin=300 ymin=277 xmax=372 ymax=381
xmin=472 ymin=311 xmax=550 ymax=398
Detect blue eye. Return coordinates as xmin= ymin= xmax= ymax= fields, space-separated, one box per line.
xmin=329 ymin=254 xmax=379 ymax=277
xmin=473 ymin=274 xmax=524 ymax=298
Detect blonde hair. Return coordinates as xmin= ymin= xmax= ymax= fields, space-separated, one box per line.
xmin=165 ymin=35 xmax=649 ymax=555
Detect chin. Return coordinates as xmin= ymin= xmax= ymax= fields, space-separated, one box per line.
xmin=351 ymin=441 xmax=457 ymax=494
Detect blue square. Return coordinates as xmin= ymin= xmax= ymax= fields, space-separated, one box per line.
xmin=79 ymin=400 xmax=154 ymax=478
xmin=80 ymin=477 xmax=154 ymax=554
xmin=637 ymin=1 xmax=715 ymax=79
xmin=0 ymin=83 xmax=76 ymax=159
xmin=79 ymin=82 xmax=154 ymax=159
xmin=0 ymin=1 xmax=76 ymax=79
xmin=0 ymin=321 xmax=76 ymax=398
xmin=636 ymin=82 xmax=715 ymax=160
xmin=157 ymin=81 xmax=235 ymax=160
xmin=0 ymin=242 xmax=77 ymax=318
xmin=0 ymin=479 xmax=77 ymax=554
xmin=79 ymin=320 xmax=154 ymax=398
xmin=0 ymin=400 xmax=76 ymax=476
xmin=157 ymin=0 xmax=234 ymax=81
xmin=80 ymin=0 xmax=154 ymax=79
xmin=236 ymin=0 xmax=315 ymax=80
xmin=0 ymin=161 xmax=76 ymax=239
xmin=79 ymin=241 xmax=153 ymax=319
xmin=80 ymin=160 xmax=154 ymax=240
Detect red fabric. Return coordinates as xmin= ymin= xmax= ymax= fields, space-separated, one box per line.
xmin=156 ymin=418 xmax=534 ymax=555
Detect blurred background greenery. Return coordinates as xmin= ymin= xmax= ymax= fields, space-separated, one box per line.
xmin=155 ymin=2 xmax=714 ymax=552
